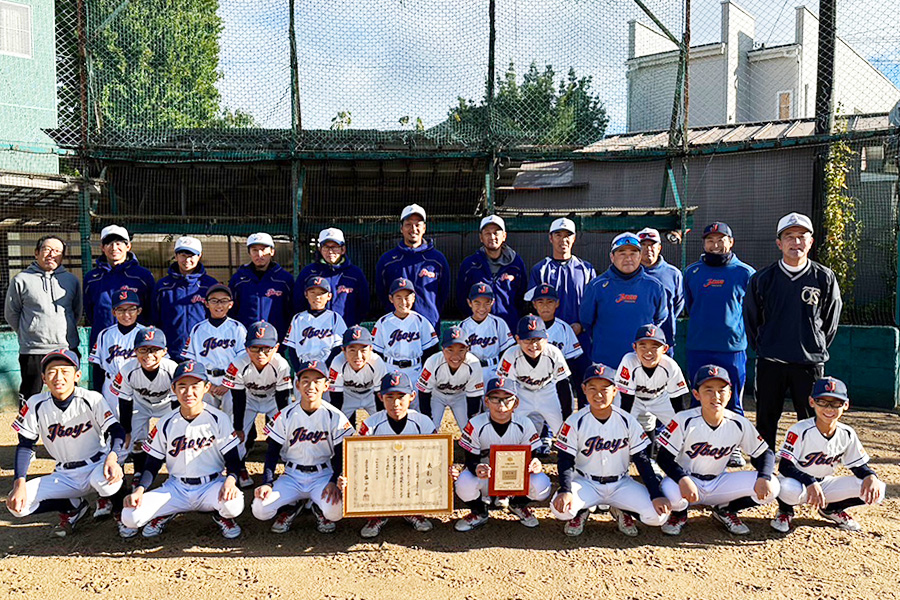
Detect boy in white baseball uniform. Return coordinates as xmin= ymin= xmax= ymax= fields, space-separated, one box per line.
xmin=357 ymin=371 xmax=436 ymax=538
xmin=88 ymin=289 xmax=142 ymax=416
xmin=328 ymin=325 xmax=386 ymax=426
xmin=283 ymin=276 xmax=347 ymax=372
xmin=496 ymin=315 xmax=572 ymax=455
xmin=251 ymin=360 xmax=352 ymax=534
xmin=223 ymin=320 xmax=292 ymax=488
xmin=121 ymin=360 xmax=244 ymax=539
xmin=657 ymin=365 xmax=779 ymax=536
xmin=372 ymin=277 xmax=439 ymax=408
xmin=459 ymin=283 xmax=514 ymax=385
xmin=8 ymin=349 xmax=127 ymax=537
xmin=454 ymin=377 xmax=551 ymax=531
xmin=416 ymin=326 xmax=484 ymax=431
xmin=771 ymin=376 xmax=886 ymax=533
xmin=551 ymin=364 xmax=671 ymax=537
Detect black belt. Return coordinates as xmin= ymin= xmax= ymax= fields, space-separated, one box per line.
xmin=60 ymin=451 xmax=105 ymax=470
xmin=578 ymin=470 xmax=622 ymax=484
xmin=387 ymin=358 xmax=419 ymax=368
xmin=208 ymin=368 xmax=226 ymax=377
xmin=285 ymin=461 xmax=328 ymax=473
xmin=180 ymin=473 xmax=220 ymax=485
xmin=479 ymin=357 xmax=499 ymax=367
xmin=690 ymin=473 xmax=718 ymax=481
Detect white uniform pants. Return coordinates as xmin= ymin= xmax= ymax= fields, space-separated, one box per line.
xmin=778 ymin=475 xmax=886 ymax=507
xmin=251 ymin=468 xmax=342 ymax=522
xmin=131 ymin=399 xmax=174 ymax=452
xmin=550 ymin=475 xmax=668 ymax=527
xmin=340 ymin=391 xmax=377 ymax=422
xmin=455 ymin=468 xmax=551 ymax=503
xmin=121 ymin=476 xmax=244 ymax=528
xmin=661 ymin=471 xmax=781 ymax=512
xmin=517 ymin=386 xmax=563 ymax=440
xmin=238 ymin=395 xmax=279 ymax=459
xmin=8 ymin=460 xmax=122 ymax=518
xmin=430 ymin=393 xmax=469 ymax=432
xmin=632 ymin=393 xmax=676 ymax=433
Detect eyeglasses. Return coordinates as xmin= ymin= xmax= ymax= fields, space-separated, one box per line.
xmin=38 ymin=246 xmax=64 ymax=256
xmin=486 ymin=395 xmax=517 ymax=405
xmin=813 ymin=398 xmax=847 ymax=409
xmin=247 ymin=345 xmax=275 ymax=354
xmin=113 ymin=307 xmax=139 ymax=315
xmin=135 ymin=347 xmax=163 ymax=355
xmin=207 ymin=298 xmax=232 ymax=305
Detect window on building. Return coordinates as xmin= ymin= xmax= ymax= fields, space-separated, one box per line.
xmin=0 ymin=1 xmax=32 ymax=59
xmin=778 ymin=91 xmax=792 ymax=120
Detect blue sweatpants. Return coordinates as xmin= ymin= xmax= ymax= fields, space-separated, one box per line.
xmin=686 ymin=349 xmax=747 ymax=415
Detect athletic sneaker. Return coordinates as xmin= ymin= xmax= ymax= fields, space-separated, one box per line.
xmin=818 ymin=508 xmax=861 ymax=532
xmin=311 ymin=503 xmax=336 ymax=534
xmin=508 ymin=505 xmax=539 ymax=528
xmin=564 ymin=509 xmax=589 ymax=537
xmin=727 ymin=449 xmax=746 ymax=468
xmin=661 ymin=512 xmax=687 ymax=536
xmin=270 ymin=504 xmax=302 ymax=534
xmin=770 ymin=510 xmax=793 ymax=533
xmin=711 ymin=507 xmax=750 ymax=535
xmin=610 ymin=507 xmax=639 ymax=537
xmin=141 ymin=513 xmax=177 ymax=538
xmin=213 ymin=514 xmax=242 ymax=539
xmin=131 ymin=473 xmax=142 ymax=490
xmin=93 ymin=497 xmax=112 ymax=519
xmin=404 ymin=515 xmax=433 ymax=532
xmin=454 ymin=512 xmax=489 ymax=532
xmin=237 ymin=469 xmax=254 ymax=489
xmin=54 ymin=499 xmax=89 ymax=537
xmin=360 ymin=517 xmax=388 ymax=538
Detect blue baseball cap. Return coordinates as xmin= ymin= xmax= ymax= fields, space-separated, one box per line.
xmin=112 ymin=289 xmax=141 ymax=308
xmin=516 ymin=315 xmax=547 ymax=340
xmin=441 ymin=325 xmax=468 ymax=347
xmin=811 ymin=377 xmax=849 ymax=403
xmin=343 ymin=325 xmax=373 ymax=347
xmin=703 ymin=222 xmax=734 ymax=238
xmin=485 ymin=376 xmax=517 ymax=397
xmin=41 ymin=348 xmax=80 ymax=372
xmin=610 ymin=232 xmax=641 ymax=252
xmin=693 ymin=364 xmax=732 ymax=389
xmin=172 ymin=360 xmax=208 ymax=384
xmin=297 ymin=359 xmax=328 ymax=379
xmin=304 ymin=275 xmax=331 ymax=293
xmin=634 ymin=324 xmax=666 ymax=344
xmin=389 ymin=277 xmax=415 ymax=295
xmin=380 ymin=370 xmax=414 ymax=395
xmin=246 ymin=321 xmax=279 ymax=347
xmin=468 ymin=282 xmax=494 ymax=301
xmin=530 ymin=283 xmax=558 ymax=301
xmin=583 ymin=363 xmax=617 ymax=384
xmin=134 ymin=326 xmax=166 ymax=350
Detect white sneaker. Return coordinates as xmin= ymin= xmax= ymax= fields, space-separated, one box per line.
xmin=564 ymin=509 xmax=589 ymax=537
xmin=818 ymin=508 xmax=862 ymax=532
xmin=770 ymin=511 xmax=793 ymax=533
xmin=54 ymin=500 xmax=89 ymax=537
xmin=237 ymin=469 xmax=254 ymax=489
xmin=661 ymin=512 xmax=687 ymax=536
xmin=508 ymin=505 xmax=539 ymax=528
xmin=115 ymin=514 xmax=138 ymax=539
xmin=404 ymin=515 xmax=433 ymax=532
xmin=311 ymin=503 xmax=336 ymax=534
xmin=712 ymin=507 xmax=750 ymax=535
xmin=270 ymin=504 xmax=302 ymax=534
xmin=610 ymin=507 xmax=639 ymax=537
xmin=141 ymin=513 xmax=177 ymax=538
xmin=213 ymin=514 xmax=242 ymax=539
xmin=93 ymin=497 xmax=112 ymax=519
xmin=361 ymin=517 xmax=388 ymax=538
xmin=454 ymin=512 xmax=489 ymax=532
xmin=727 ymin=449 xmax=746 ymax=468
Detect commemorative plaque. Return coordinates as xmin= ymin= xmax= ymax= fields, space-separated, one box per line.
xmin=488 ymin=445 xmax=531 ymax=496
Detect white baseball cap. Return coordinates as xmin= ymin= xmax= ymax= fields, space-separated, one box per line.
xmin=637 ymin=227 xmax=662 ymax=244
xmin=100 ymin=224 xmax=130 ymax=244
xmin=318 ymin=227 xmax=345 ymax=246
xmin=174 ymin=236 xmax=202 ymax=255
xmin=549 ymin=217 xmax=576 ymax=234
xmin=401 ymin=203 xmax=427 ymax=222
xmin=776 ymin=213 xmax=814 ymax=236
xmin=246 ymin=232 xmax=275 ymax=248
xmin=479 ymin=215 xmax=506 ymax=231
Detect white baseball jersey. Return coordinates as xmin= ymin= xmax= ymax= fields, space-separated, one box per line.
xmin=183 ymin=318 xmax=247 ymax=384
xmin=545 ymin=319 xmax=583 ymax=360
xmin=89 ymin=324 xmax=140 ymax=404
xmin=111 ymin=357 xmax=179 ymax=407
xmin=496 ymin=344 xmax=570 ymax=392
xmin=459 ymin=314 xmax=514 ymax=364
xmin=615 ymin=353 xmax=687 ymax=401
xmin=283 ymin=310 xmax=347 ymax=363
xmin=658 ymin=407 xmax=768 ymax=476
xmin=13 ymin=388 xmax=117 ymax=465
xmin=143 ymin=405 xmax=239 ymax=478
xmin=416 ymin=352 xmax=484 ymax=401
xmin=264 ymin=401 xmax=353 ymax=465
xmin=222 ymin=351 xmax=292 ymax=401
xmin=778 ymin=418 xmax=869 ymax=479
xmin=328 ymin=353 xmax=387 ymax=402
xmin=372 ymin=311 xmax=437 ymax=364
xmin=459 ymin=412 xmax=541 ymax=461
xmin=555 ymin=405 xmax=649 ymax=478
xmin=358 ymin=410 xmax=436 ymax=436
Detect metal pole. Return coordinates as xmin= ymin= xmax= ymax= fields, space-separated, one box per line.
xmin=289 ymin=0 xmax=303 ymax=273
xmin=814 ymin=0 xmax=837 ymax=135
xmin=289 ymin=0 xmax=302 ymax=133
xmin=79 ymin=184 xmax=93 ymax=280
xmin=681 ymin=0 xmax=691 ymax=268
xmin=76 ymin=0 xmax=89 ymax=150
xmin=486 ymin=0 xmax=496 ymax=144
xmin=291 ymin=164 xmax=306 ymax=275
xmin=485 ymin=155 xmax=496 ymax=214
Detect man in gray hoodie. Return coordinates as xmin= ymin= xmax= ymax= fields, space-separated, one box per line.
xmin=4 ymin=236 xmax=82 ymax=405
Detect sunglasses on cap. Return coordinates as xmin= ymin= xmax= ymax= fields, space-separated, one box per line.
xmin=611 ymin=236 xmax=640 ymax=250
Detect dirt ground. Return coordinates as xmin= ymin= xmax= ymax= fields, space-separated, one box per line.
xmin=1 ymin=405 xmax=898 ymax=600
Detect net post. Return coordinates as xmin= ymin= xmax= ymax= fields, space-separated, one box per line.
xmin=292 ymin=163 xmax=306 ymax=275
xmin=78 ymin=179 xmax=93 ymax=279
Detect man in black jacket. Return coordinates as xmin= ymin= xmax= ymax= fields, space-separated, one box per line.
xmin=744 ymin=213 xmax=842 ymax=449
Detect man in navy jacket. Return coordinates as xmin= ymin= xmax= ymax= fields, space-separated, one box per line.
xmin=638 ymin=227 xmax=683 ymax=350
xmin=228 ymin=232 xmax=295 ymax=340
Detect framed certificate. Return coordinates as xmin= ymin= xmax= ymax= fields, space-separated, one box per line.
xmin=488 ymin=445 xmax=531 ymax=496
xmin=343 ymin=434 xmax=454 ymax=518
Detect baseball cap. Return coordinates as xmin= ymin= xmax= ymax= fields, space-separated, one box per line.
xmin=343 ymin=325 xmax=373 ymax=347
xmin=41 ymin=348 xmax=80 ymax=372
xmin=637 ymin=228 xmax=662 ymax=244
xmin=693 ymin=364 xmax=732 ymax=389
xmin=610 ymin=232 xmax=641 ymax=252
xmin=485 ymin=377 xmax=517 ymax=397
xmin=776 ymin=213 xmax=814 ymax=236
xmin=380 ymin=370 xmax=414 ymax=395
xmin=304 ymin=275 xmax=331 ymax=293
xmin=401 ymin=203 xmax=427 ymax=222
xmin=441 ymin=325 xmax=468 ymax=347
xmin=246 ymin=321 xmax=279 ymax=347
xmin=702 ymin=222 xmax=734 ymax=238
xmin=112 ymin=289 xmax=141 ymax=308
xmin=205 ymin=283 xmax=232 ymax=299
xmin=296 ymin=359 xmax=328 ymax=379
xmin=389 ymin=277 xmax=415 ymax=295
xmin=246 ymin=232 xmax=275 ymax=248
xmin=527 ymin=283 xmax=558 ymax=302
xmin=634 ymin=324 xmax=666 ymax=344
xmin=318 ymin=227 xmax=345 ymax=246
xmin=811 ymin=377 xmax=849 ymax=403
xmin=516 ymin=315 xmax=547 ymax=340
xmin=479 ymin=215 xmax=506 ymax=231
xmin=100 ymin=225 xmax=130 ymax=244
xmin=174 ymin=236 xmax=202 ymax=255
xmin=582 ymin=363 xmax=617 ymax=384
xmin=134 ymin=326 xmax=166 ymax=350
xmin=549 ymin=217 xmax=576 ymax=234
xmin=172 ymin=360 xmax=208 ymax=384
xmin=468 ymin=282 xmax=494 ymax=301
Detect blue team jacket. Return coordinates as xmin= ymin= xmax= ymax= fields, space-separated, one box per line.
xmin=684 ymin=254 xmax=755 ymax=353
xmin=644 ymin=256 xmax=684 ymax=345
xmin=375 ymin=240 xmax=450 ymax=328
xmin=83 ymin=253 xmax=156 ymax=347
xmin=294 ymin=257 xmax=370 ymax=327
xmin=528 ymin=256 xmax=595 ymax=327
xmin=579 ymin=267 xmax=670 ymax=367
xmin=153 ymin=263 xmax=218 ymax=360
xmin=456 ymin=247 xmax=528 ymax=331
xmin=228 ymin=262 xmax=295 ymax=339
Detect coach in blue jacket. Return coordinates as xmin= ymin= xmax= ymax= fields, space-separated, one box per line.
xmin=638 ymin=227 xmax=683 ymax=350
xmin=153 ymin=236 xmax=217 ymax=361
xmin=228 ymin=232 xmax=295 ymax=339
xmin=83 ymin=224 xmax=155 ymax=349
xmin=375 ymin=204 xmax=450 ymax=328
xmin=456 ymin=215 xmax=527 ymax=331
xmin=579 ymin=232 xmax=669 ymax=368
xmin=295 ymin=227 xmax=370 ymax=327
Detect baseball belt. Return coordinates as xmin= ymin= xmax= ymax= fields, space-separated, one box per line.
xmin=207 ymin=368 xmax=226 ymax=377
xmin=180 ymin=473 xmax=221 ymax=485
xmin=576 ymin=469 xmax=623 ymax=484
xmin=386 ymin=358 xmax=420 ymax=369
xmin=690 ymin=473 xmax=718 ymax=481
xmin=59 ymin=451 xmax=105 ymax=470
xmin=479 ymin=357 xmax=499 ymax=368
xmin=285 ymin=461 xmax=329 ymax=473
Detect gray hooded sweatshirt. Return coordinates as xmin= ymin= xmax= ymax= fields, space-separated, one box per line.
xmin=4 ymin=262 xmax=82 ymax=354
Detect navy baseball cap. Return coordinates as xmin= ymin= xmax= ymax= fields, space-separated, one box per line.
xmin=693 ymin=364 xmax=732 ymax=389
xmin=468 ymin=282 xmax=494 ymax=301
xmin=296 ymin=359 xmax=328 ymax=379
xmin=634 ymin=324 xmax=666 ymax=344
xmin=304 ymin=275 xmax=331 ymax=293
xmin=703 ymin=222 xmax=734 ymax=238
xmin=246 ymin=321 xmax=279 ymax=347
xmin=811 ymin=377 xmax=849 ymax=403
xmin=134 ymin=326 xmax=166 ymax=350
xmin=41 ymin=348 xmax=80 ymax=372
xmin=583 ymin=363 xmax=616 ymax=384
xmin=441 ymin=325 xmax=468 ymax=347
xmin=205 ymin=283 xmax=232 ymax=299
xmin=530 ymin=283 xmax=558 ymax=301
xmin=343 ymin=325 xmax=373 ymax=347
xmin=380 ymin=370 xmax=414 ymax=395
xmin=389 ymin=277 xmax=415 ymax=295
xmin=172 ymin=360 xmax=208 ymax=384
xmin=516 ymin=315 xmax=547 ymax=340
xmin=485 ymin=377 xmax=517 ymax=397
xmin=112 ymin=289 xmax=140 ymax=308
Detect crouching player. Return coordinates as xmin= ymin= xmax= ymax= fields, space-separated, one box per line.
xmin=251 ymin=360 xmax=352 ymax=534
xmin=7 ymin=349 xmax=126 ymax=537
xmin=417 ymin=326 xmax=484 ymax=432
xmin=771 ymin=376 xmax=885 ymax=533
xmin=454 ymin=377 xmax=551 ymax=531
xmin=121 ymin=361 xmax=244 ymax=539
xmin=657 ymin=365 xmax=778 ymax=536
xmin=328 ymin=326 xmax=386 ymax=427
xmin=550 ymin=364 xmax=670 ymax=537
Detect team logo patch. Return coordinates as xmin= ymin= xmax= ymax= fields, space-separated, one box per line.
xmin=183 ymin=362 xmax=195 ymax=373
xmin=560 ymin=423 xmax=571 ymax=436
xmin=18 ymin=404 xmax=28 ymax=417
xmin=478 ymin=284 xmax=489 ymax=294
xmin=499 ymin=273 xmax=515 ymax=282
xmin=391 ymin=374 xmax=402 ymax=386
xmin=226 ymin=364 xmax=238 ymax=376
xmin=707 ymin=366 xmax=719 ymax=377
xmin=528 ymin=320 xmax=537 ymax=331
xmin=265 ymin=288 xmax=283 ymax=297
xmin=703 ymin=278 xmax=725 ymax=288
xmin=463 ymin=422 xmax=474 ymax=435
xmin=801 ymin=286 xmax=820 ymax=305
xmin=256 ymin=325 xmax=267 ymax=338
xmin=451 ymin=329 xmax=461 ymax=339
xmin=541 ymin=285 xmax=550 ymax=295
xmin=615 ymin=294 xmax=638 ymax=304
xmin=343 ymin=421 xmax=352 ymax=430
xmin=104 ymin=411 xmax=113 ymax=420
xmin=421 ymin=370 xmax=432 ymax=381
xmin=118 ymin=291 xmax=129 ymax=301
xmin=418 ymin=268 xmax=436 ymax=279
xmin=358 ymin=423 xmax=369 ymax=435
xmin=144 ymin=329 xmax=155 ymax=341
xmin=352 ymin=328 xmax=361 ymax=340
xmin=666 ymin=420 xmax=678 ymax=433
xmin=336 ymin=285 xmax=353 ymax=294
xmin=619 ymin=367 xmax=630 ymax=381
xmin=824 ymin=380 xmax=836 ymax=392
